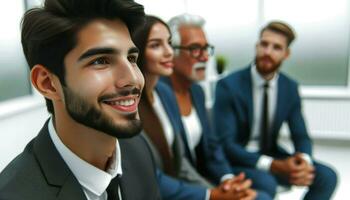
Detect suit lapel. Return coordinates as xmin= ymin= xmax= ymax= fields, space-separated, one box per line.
xmin=57 ymin=176 xmax=88 ymax=200
xmin=163 ymin=80 xmax=195 ymax=164
xmin=34 ymin=120 xmax=87 ymax=200
xmin=243 ymin=68 xmax=254 ymax=137
xmin=190 ymin=85 xmax=205 ymax=132
xmin=118 ymin=140 xmax=134 ymax=200
xmin=190 ymin=85 xmax=207 ymax=154
xmin=272 ymin=76 xmax=285 ymax=139
xmin=155 ymin=84 xmax=177 ymax=134
xmin=154 ymin=85 xmax=179 ymax=171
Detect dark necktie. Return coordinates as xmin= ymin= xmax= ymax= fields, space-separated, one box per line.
xmin=106 ymin=176 xmax=121 ymax=200
xmin=260 ymin=82 xmax=270 ymax=154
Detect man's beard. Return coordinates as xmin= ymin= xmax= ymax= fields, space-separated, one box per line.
xmin=62 ymin=86 xmax=142 ymax=139
xmin=255 ymin=55 xmax=282 ymax=76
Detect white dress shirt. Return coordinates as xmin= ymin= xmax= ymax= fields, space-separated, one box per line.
xmin=152 ymin=90 xmax=175 ymax=146
xmin=248 ymin=64 xmax=312 ymax=171
xmin=48 ymin=118 xmax=123 ymax=200
xmin=246 ymin=64 xmax=278 ymax=171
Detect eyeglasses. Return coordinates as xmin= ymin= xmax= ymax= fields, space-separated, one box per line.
xmin=172 ymin=44 xmax=214 ymax=59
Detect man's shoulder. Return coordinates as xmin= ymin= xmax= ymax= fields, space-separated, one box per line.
xmin=119 ymin=134 xmax=153 ymax=161
xmin=216 ymin=66 xmax=250 ymax=93
xmin=191 ymin=82 xmax=203 ymax=92
xmin=219 ymin=66 xmax=250 ymax=84
xmin=0 ymin=140 xmax=55 ymax=199
xmin=189 ymin=83 xmax=205 ymax=99
xmin=119 ymin=135 xmax=157 ymax=176
xmin=118 ymin=134 xmax=161 ymax=199
xmin=279 ymin=72 xmax=299 ymax=89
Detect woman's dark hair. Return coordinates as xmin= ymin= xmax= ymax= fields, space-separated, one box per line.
xmin=132 ymin=15 xmax=170 ymax=73
xmin=133 ymin=15 xmax=176 ymax=175
xmin=21 ymin=0 xmax=145 ymax=114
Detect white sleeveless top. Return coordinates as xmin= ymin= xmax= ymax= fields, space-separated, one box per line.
xmin=181 ymin=106 xmax=202 ymax=158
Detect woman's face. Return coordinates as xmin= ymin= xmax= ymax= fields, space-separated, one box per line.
xmin=144 ymin=22 xmax=174 ymax=76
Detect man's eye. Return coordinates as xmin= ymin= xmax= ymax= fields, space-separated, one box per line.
xmin=260 ymin=41 xmax=268 ymax=47
xmin=90 ymin=57 xmax=110 ymax=65
xmin=274 ymin=45 xmax=282 ymax=51
xmin=188 ymin=46 xmax=201 ymax=51
xmin=128 ymin=55 xmax=138 ymax=63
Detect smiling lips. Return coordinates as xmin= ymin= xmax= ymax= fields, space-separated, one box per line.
xmin=260 ymin=56 xmax=273 ymax=65
xmin=160 ymin=61 xmax=174 ymax=68
xmin=103 ymin=96 xmax=139 ymax=113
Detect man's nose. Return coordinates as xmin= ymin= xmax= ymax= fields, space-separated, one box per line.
xmin=114 ymin=58 xmax=143 ymax=88
xmin=263 ymin=45 xmax=273 ymax=55
xmin=197 ymin=49 xmax=209 ymax=62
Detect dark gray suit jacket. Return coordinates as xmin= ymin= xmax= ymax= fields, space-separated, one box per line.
xmin=0 ymin=120 xmax=161 ymax=200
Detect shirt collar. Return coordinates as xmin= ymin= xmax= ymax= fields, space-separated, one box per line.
xmin=251 ymin=63 xmax=279 ymax=89
xmin=48 ymin=118 xmax=122 ymax=197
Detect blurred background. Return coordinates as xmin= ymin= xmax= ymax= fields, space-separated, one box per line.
xmin=1 ymin=0 xmax=349 ymax=199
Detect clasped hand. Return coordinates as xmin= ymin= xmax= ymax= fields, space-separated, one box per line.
xmin=210 ymin=173 xmax=257 ymax=200
xmin=271 ymin=153 xmax=315 ymax=186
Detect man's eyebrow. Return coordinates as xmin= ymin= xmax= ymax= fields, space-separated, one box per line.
xmin=78 ymin=47 xmax=119 ymax=61
xmin=128 ymin=47 xmax=139 ymax=54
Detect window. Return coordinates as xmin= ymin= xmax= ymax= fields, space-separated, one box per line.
xmin=264 ymin=0 xmax=350 ymax=86
xmin=0 ymin=0 xmax=44 ymax=119
xmin=0 ymin=1 xmax=31 ymax=102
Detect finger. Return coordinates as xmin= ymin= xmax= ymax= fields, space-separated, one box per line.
xmin=292 ymin=162 xmax=311 ymax=174
xmin=287 ymin=157 xmax=302 ymax=171
xmin=240 ymin=189 xmax=257 ymax=200
xmin=290 ymin=173 xmax=315 ymax=186
xmin=290 ymin=178 xmax=306 ymax=186
xmin=234 ymin=172 xmax=245 ymax=182
xmin=234 ymin=191 xmax=246 ymax=199
xmin=221 ymin=174 xmax=247 ymax=192
xmin=307 ymin=165 xmax=315 ymax=173
xmin=292 ymin=160 xmax=307 ymax=171
xmin=304 ymin=173 xmax=315 ymax=185
xmin=234 ymin=179 xmax=252 ymax=192
xmin=291 ymin=169 xmax=307 ymax=179
xmin=220 ymin=179 xmax=233 ymax=192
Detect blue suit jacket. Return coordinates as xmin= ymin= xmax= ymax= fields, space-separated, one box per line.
xmin=161 ymin=78 xmax=233 ymax=183
xmin=153 ymin=82 xmax=207 ymax=200
xmin=213 ymin=66 xmax=312 ymax=168
xmin=155 ymin=81 xmax=183 ymax=144
xmin=157 ymin=170 xmax=206 ymax=200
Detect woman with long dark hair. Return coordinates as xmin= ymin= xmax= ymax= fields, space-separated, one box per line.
xmin=133 ymin=15 xmax=257 ymax=200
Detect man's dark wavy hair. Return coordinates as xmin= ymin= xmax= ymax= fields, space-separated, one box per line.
xmin=21 ymin=0 xmax=145 ymax=114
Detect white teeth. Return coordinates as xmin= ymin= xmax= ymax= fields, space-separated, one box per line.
xmin=115 ymin=99 xmax=135 ymax=106
xmin=104 ymin=99 xmax=136 ymax=106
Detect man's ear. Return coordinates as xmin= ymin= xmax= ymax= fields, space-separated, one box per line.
xmin=284 ymin=48 xmax=291 ymax=59
xmin=30 ymin=64 xmax=62 ymax=101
